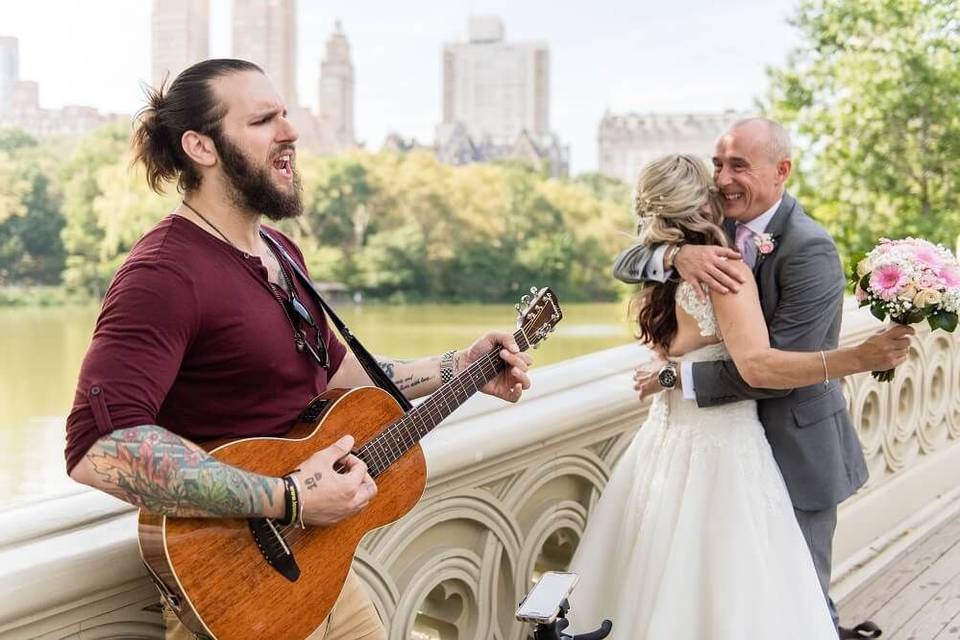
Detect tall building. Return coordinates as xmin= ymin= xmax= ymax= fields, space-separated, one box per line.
xmin=317 ymin=20 xmax=355 ymax=151
xmin=0 ymin=36 xmax=18 ymax=115
xmin=436 ymin=17 xmax=566 ymax=175
xmin=232 ymin=0 xmax=298 ymax=106
xmin=151 ymin=0 xmax=210 ymax=87
xmin=0 ymin=36 xmax=119 ymax=137
xmin=598 ymin=111 xmax=750 ymax=184
xmin=442 ymin=16 xmax=550 ymax=145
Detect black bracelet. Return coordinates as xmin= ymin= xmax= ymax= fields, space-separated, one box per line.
xmin=278 ymin=475 xmax=299 ymax=527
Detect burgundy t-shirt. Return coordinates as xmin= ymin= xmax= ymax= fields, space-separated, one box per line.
xmin=64 ymin=215 xmax=347 ymax=473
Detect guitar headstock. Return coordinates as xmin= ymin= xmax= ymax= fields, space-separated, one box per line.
xmin=515 ymin=286 xmax=563 ymax=350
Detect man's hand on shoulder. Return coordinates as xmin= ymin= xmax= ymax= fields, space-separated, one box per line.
xmin=673 ymin=244 xmax=746 ymax=302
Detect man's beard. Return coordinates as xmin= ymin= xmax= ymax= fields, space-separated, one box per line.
xmin=214 ymin=132 xmax=303 ymax=221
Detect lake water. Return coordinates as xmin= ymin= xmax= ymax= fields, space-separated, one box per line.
xmin=0 ymin=302 xmax=635 ymax=508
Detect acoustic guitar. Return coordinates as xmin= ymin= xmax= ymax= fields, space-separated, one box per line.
xmin=138 ymin=286 xmax=563 ymax=639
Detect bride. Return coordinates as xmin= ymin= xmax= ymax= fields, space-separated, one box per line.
xmin=567 ymin=154 xmax=907 ymax=638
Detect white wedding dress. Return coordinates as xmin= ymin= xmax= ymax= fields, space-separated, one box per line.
xmin=567 ymin=282 xmax=837 ymax=639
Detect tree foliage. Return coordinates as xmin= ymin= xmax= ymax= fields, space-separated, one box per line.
xmin=765 ymin=0 xmax=960 ymax=266
xmin=0 ymin=125 xmax=632 ymax=303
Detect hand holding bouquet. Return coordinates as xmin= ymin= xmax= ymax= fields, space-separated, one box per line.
xmin=853 ymin=238 xmax=960 ymax=381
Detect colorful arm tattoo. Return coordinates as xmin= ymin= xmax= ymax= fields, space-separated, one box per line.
xmin=84 ymin=425 xmax=282 ymax=518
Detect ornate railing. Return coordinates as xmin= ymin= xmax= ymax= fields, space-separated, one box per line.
xmin=2 ymin=304 xmax=958 ymax=640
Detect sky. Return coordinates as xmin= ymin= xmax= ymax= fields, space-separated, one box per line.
xmin=0 ymin=0 xmax=802 ymax=174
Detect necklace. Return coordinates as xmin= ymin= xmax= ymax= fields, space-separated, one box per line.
xmin=180 ymin=201 xmax=294 ymax=295
xmin=181 ymin=201 xmax=251 ymax=258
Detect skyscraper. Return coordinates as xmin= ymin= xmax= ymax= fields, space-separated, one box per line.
xmin=0 ymin=36 xmax=19 ymax=115
xmin=232 ymin=0 xmax=297 ymax=106
xmin=151 ymin=0 xmax=210 ymax=87
xmin=317 ymin=20 xmax=355 ymax=150
xmin=442 ymin=16 xmax=550 ymax=145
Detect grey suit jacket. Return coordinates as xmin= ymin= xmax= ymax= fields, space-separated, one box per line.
xmin=613 ymin=194 xmax=867 ymax=511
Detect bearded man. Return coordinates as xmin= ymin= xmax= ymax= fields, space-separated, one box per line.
xmin=65 ymin=59 xmax=532 ymax=640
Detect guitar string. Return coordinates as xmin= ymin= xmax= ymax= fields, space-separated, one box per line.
xmin=277 ymin=307 xmax=553 ymax=541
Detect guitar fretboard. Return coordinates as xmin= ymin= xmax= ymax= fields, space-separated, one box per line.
xmin=357 ymin=328 xmax=530 ymax=477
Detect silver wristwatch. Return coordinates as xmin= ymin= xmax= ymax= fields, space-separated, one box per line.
xmin=657 ymin=361 xmax=679 ymax=389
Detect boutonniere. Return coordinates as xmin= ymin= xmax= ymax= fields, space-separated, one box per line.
xmin=754 ymin=233 xmax=777 ymax=261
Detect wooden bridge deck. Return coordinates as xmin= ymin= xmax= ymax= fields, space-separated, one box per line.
xmin=840 ymin=513 xmax=960 ymax=639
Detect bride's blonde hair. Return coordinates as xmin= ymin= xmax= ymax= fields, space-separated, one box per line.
xmin=633 ymin=153 xmax=727 ymax=248
xmin=630 ymin=154 xmax=728 ymax=352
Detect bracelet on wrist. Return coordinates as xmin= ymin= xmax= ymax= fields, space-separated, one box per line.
xmin=440 ymin=349 xmax=457 ymax=384
xmin=289 ymin=473 xmax=305 ymax=528
xmin=278 ymin=475 xmax=300 ymax=527
xmin=665 ymin=244 xmax=683 ymax=270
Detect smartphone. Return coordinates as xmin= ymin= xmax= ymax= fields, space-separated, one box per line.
xmin=516 ymin=571 xmax=580 ymax=624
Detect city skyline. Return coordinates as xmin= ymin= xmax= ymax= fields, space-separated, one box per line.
xmin=0 ymin=0 xmax=801 ymax=173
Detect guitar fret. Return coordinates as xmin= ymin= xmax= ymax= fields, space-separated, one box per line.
xmin=360 ymin=326 xmax=540 ymax=480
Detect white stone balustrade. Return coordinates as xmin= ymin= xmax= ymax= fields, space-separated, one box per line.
xmin=1 ymin=304 xmax=958 ymax=639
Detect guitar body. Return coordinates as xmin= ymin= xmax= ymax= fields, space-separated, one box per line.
xmin=138 ymin=386 xmax=425 ymax=639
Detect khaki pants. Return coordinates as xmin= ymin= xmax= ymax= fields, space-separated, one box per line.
xmin=162 ymin=570 xmax=386 ymax=640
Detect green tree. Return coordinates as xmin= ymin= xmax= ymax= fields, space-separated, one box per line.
xmin=0 ymin=131 xmax=66 ymax=285
xmin=765 ymin=0 xmax=960 ymax=266
xmin=60 ymin=122 xmax=135 ymax=296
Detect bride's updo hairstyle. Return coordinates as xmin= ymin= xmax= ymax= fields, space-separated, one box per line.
xmin=631 ymin=153 xmax=728 ymax=353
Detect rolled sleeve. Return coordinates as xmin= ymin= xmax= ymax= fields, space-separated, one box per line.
xmin=64 ymin=260 xmax=200 ymax=473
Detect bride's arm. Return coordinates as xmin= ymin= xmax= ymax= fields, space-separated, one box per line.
xmin=711 ymin=261 xmax=912 ymax=389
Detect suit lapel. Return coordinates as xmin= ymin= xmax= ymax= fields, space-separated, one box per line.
xmin=752 ymin=193 xmax=796 ymax=278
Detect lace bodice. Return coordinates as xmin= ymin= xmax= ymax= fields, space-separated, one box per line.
xmin=676 ymin=281 xmax=719 ymax=338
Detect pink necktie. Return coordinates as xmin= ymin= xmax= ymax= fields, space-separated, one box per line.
xmin=735 ymin=224 xmax=757 ymax=268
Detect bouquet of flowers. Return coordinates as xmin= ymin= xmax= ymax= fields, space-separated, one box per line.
xmin=853 ymin=237 xmax=960 ymax=381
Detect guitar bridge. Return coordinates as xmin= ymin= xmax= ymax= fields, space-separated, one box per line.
xmin=248 ymin=518 xmax=301 ymax=582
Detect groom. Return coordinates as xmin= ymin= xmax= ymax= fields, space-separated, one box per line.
xmin=620 ymin=118 xmax=881 ymax=638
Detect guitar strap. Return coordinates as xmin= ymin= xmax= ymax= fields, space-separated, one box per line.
xmin=260 ymin=230 xmax=413 ymax=412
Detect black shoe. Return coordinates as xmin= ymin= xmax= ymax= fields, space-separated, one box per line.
xmin=839 ymin=621 xmax=882 ymax=638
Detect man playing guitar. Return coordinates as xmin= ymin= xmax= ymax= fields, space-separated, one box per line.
xmin=65 ymin=59 xmax=532 ymax=640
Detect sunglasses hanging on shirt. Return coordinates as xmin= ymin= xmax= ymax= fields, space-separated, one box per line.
xmin=267 ymin=245 xmax=330 ymax=370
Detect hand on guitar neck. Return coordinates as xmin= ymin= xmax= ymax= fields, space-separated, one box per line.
xmin=290 ymin=434 xmax=377 ymax=527
xmin=462 ymin=331 xmax=534 ymax=402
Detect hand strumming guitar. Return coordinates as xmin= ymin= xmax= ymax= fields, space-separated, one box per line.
xmin=291 ymin=435 xmax=377 ymax=527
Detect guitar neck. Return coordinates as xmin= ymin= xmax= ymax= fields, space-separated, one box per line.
xmin=358 ymin=328 xmax=530 ymax=478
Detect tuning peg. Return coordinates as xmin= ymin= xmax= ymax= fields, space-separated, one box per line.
xmin=530 ymin=286 xmax=539 ymax=294
xmin=520 ymin=295 xmax=531 ymax=305
xmin=514 ymin=303 xmax=522 ymax=312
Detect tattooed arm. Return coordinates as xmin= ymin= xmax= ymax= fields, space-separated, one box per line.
xmin=69 ymin=426 xmax=377 ymax=526
xmin=328 ymin=330 xmax=534 ymax=403
xmin=329 ymin=352 xmax=449 ymax=399
xmin=68 ymin=424 xmax=286 ymax=519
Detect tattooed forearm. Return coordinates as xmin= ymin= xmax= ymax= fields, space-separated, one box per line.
xmin=397 ymin=375 xmax=433 ymax=392
xmin=377 ymin=360 xmax=396 ymax=379
xmin=377 ymin=358 xmax=413 ymax=380
xmin=83 ymin=425 xmax=283 ymax=519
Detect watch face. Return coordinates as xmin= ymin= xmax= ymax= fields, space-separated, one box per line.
xmin=658 ymin=366 xmax=678 ymax=388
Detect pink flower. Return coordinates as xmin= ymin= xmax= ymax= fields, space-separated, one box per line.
xmin=911 ymin=245 xmax=943 ymax=269
xmin=919 ymin=270 xmax=940 ymax=289
xmin=940 ymin=266 xmax=960 ymax=288
xmin=753 ymin=233 xmax=776 ymax=256
xmin=870 ymin=263 xmax=908 ymax=300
